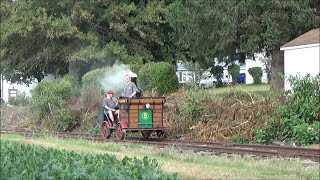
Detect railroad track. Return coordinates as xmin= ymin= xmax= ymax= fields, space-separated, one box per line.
xmin=1 ymin=129 xmax=319 ymax=162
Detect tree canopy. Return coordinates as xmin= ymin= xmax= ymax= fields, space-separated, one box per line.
xmin=1 ymin=0 xmax=178 ymax=84
xmin=1 ymin=0 xmax=319 ymax=87
xmin=168 ymin=0 xmax=320 ymax=87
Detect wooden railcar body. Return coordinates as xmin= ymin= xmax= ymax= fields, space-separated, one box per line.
xmin=102 ymin=97 xmax=167 ymax=140
xmin=118 ymin=97 xmax=167 ymax=130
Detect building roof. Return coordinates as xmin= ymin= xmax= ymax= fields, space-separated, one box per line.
xmin=281 ymin=28 xmax=320 ymax=48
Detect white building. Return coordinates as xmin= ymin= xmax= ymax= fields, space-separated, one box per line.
xmin=238 ymin=55 xmax=268 ymax=84
xmin=176 ymin=57 xmax=268 ymax=85
xmin=176 ymin=61 xmax=197 ymax=84
xmin=280 ymin=28 xmax=320 ymax=91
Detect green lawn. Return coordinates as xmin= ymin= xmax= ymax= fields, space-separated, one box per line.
xmin=188 ymin=84 xmax=274 ymax=100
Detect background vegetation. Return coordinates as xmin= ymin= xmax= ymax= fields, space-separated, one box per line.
xmin=1 ymin=0 xmax=319 ymax=88
xmin=1 ymin=0 xmax=319 ymax=146
xmin=138 ymin=62 xmax=178 ymax=96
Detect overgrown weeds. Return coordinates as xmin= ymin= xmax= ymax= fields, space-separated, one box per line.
xmin=253 ymin=74 xmax=320 ymax=146
xmin=165 ymin=85 xmax=278 ymax=142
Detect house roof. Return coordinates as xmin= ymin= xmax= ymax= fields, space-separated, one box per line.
xmin=281 ymin=28 xmax=320 ymax=48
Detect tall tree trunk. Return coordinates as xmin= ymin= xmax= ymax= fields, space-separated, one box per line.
xmin=270 ymin=44 xmax=284 ymax=89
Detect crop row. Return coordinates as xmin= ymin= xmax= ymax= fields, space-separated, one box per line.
xmin=1 ymin=140 xmax=177 ymax=180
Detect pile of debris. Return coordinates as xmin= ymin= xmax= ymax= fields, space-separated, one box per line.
xmin=165 ymin=87 xmax=277 ymax=142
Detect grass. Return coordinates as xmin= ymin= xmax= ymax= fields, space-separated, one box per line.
xmin=187 ymin=84 xmax=275 ymax=101
xmin=1 ymin=134 xmax=319 ymax=180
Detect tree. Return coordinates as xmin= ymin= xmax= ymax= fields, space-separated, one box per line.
xmin=1 ymin=0 xmax=87 ymax=83
xmin=168 ymin=0 xmax=320 ymax=88
xmin=248 ymin=67 xmax=263 ymax=84
xmin=1 ymin=0 xmax=181 ymax=84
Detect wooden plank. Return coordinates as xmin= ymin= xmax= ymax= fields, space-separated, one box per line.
xmin=153 ymin=113 xmax=163 ymax=118
xmin=129 ymin=105 xmax=139 ymax=110
xmin=129 ymin=113 xmax=139 ymax=118
xmin=153 ymin=119 xmax=163 ymax=124
xmin=153 ymin=123 xmax=164 ymax=128
xmin=153 ymin=109 xmax=163 ymax=113
xmin=153 ymin=117 xmax=163 ymax=123
xmin=130 ymin=105 xmax=145 ymax=110
xmin=130 ymin=98 xmax=165 ymax=104
xmin=153 ymin=105 xmax=163 ymax=110
xmin=118 ymin=99 xmax=130 ymax=104
xmin=128 ymin=118 xmax=139 ymax=123
xmin=129 ymin=121 xmax=138 ymax=128
xmin=130 ymin=117 xmax=139 ymax=123
xmin=129 ymin=110 xmax=139 ymax=114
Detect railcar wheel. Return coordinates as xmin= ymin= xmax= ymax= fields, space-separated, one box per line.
xmin=156 ymin=131 xmax=166 ymax=139
xmin=141 ymin=131 xmax=151 ymax=138
xmin=102 ymin=122 xmax=111 ymax=139
xmin=116 ymin=124 xmax=126 ymax=140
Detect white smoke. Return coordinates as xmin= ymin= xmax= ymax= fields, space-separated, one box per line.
xmin=99 ymin=62 xmax=137 ymax=96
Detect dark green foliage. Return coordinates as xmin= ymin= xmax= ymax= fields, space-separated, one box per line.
xmin=1 ymin=0 xmax=178 ymax=84
xmin=248 ymin=67 xmax=263 ymax=84
xmin=1 ymin=141 xmax=177 ymax=180
xmin=138 ymin=62 xmax=178 ymax=96
xmin=228 ymin=64 xmax=240 ymax=84
xmin=29 ymin=75 xmax=77 ymax=131
xmin=168 ymin=0 xmax=319 ymax=88
xmin=210 ymin=65 xmax=224 ymax=85
xmin=181 ymin=97 xmax=204 ymax=121
xmin=253 ymin=74 xmax=320 ymax=145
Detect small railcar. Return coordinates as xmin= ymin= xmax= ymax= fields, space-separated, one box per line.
xmin=101 ymin=97 xmax=167 ymax=140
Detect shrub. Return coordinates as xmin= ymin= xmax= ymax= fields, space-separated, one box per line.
xmin=56 ymin=108 xmax=76 ymax=131
xmin=228 ymin=64 xmax=240 ymax=84
xmin=253 ymin=74 xmax=320 ymax=145
xmin=248 ymin=67 xmax=263 ymax=84
xmin=29 ymin=75 xmax=77 ymax=131
xmin=138 ymin=62 xmax=178 ymax=96
xmin=210 ymin=65 xmax=224 ymax=86
xmin=181 ymin=97 xmax=204 ymax=121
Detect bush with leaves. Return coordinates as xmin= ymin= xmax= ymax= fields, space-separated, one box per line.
xmin=210 ymin=65 xmax=224 ymax=86
xmin=29 ymin=75 xmax=77 ymax=131
xmin=228 ymin=64 xmax=240 ymax=84
xmin=253 ymin=74 xmax=320 ymax=145
xmin=248 ymin=67 xmax=263 ymax=84
xmin=138 ymin=62 xmax=178 ymax=96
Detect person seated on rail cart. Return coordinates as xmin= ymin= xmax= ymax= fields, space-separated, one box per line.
xmin=122 ymin=74 xmax=140 ymax=98
xmin=102 ymin=90 xmax=119 ymax=125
